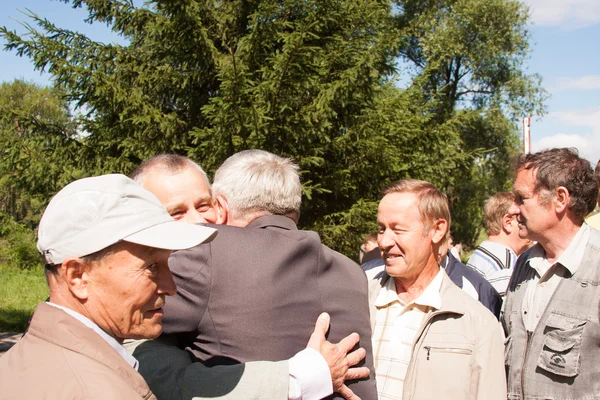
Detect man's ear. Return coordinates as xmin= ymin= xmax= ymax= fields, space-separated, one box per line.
xmin=61 ymin=257 xmax=90 ymax=301
xmin=214 ymin=195 xmax=229 ymax=225
xmin=431 ymin=219 xmax=449 ymax=245
xmin=502 ymin=214 xmax=514 ymax=234
xmin=553 ymin=186 xmax=570 ymax=214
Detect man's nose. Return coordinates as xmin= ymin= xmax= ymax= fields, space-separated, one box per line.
xmin=157 ymin=264 xmax=177 ymax=296
xmin=183 ymin=210 xmax=208 ymax=224
xmin=378 ymin=229 xmax=394 ymax=249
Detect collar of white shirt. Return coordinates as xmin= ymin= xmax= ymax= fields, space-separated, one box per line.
xmin=527 ymin=223 xmax=591 ymax=278
xmin=46 ymin=302 xmax=139 ymax=371
xmin=375 ymin=269 xmax=443 ymax=311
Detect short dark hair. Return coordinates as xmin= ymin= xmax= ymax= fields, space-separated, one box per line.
xmin=516 ymin=148 xmax=596 ymax=221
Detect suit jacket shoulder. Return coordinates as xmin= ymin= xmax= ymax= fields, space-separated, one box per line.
xmin=162 ymin=215 xmax=377 ymax=399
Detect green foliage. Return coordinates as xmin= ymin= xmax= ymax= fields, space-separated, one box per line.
xmin=0 ymin=213 xmax=42 ymax=270
xmin=0 ymin=0 xmax=547 ymax=256
xmin=0 ymin=80 xmax=83 ymax=229
xmin=313 ymin=199 xmax=379 ymax=262
xmin=394 ymin=0 xmax=547 ymax=118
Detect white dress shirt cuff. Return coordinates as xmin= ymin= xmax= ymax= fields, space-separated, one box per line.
xmin=288 ymin=348 xmax=333 ymax=400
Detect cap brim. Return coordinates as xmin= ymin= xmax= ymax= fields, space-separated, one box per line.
xmin=123 ymin=221 xmax=217 ymax=251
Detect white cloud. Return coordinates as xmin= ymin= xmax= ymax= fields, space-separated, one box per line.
xmin=532 ymin=133 xmax=600 ymax=165
xmin=523 ymin=0 xmax=600 ymax=29
xmin=555 ymin=75 xmax=600 ymax=91
xmin=531 ymin=107 xmax=600 ymax=164
xmin=551 ymin=107 xmax=600 ymax=132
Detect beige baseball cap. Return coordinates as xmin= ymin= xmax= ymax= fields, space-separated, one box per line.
xmin=37 ymin=174 xmax=218 ymax=265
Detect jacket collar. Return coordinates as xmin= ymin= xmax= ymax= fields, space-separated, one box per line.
xmin=369 ymin=270 xmax=466 ymax=330
xmin=246 ymin=214 xmax=298 ymax=230
xmin=27 ymin=302 xmax=154 ymax=399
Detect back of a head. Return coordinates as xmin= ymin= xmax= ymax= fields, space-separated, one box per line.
xmin=130 ymin=154 xmax=210 ymax=188
xmin=363 ymin=233 xmax=378 ymax=250
xmin=212 ymin=150 xmax=302 ymax=220
xmin=382 ymin=179 xmax=451 ymax=233
xmin=484 ymin=192 xmax=514 ymax=236
xmin=516 ymin=147 xmax=596 ymax=222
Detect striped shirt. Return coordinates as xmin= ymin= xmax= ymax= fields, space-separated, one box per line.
xmin=467 ymin=241 xmax=517 ymax=296
xmin=372 ymin=270 xmax=443 ymax=400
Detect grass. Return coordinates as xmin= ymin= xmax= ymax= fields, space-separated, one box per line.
xmin=0 ymin=264 xmax=48 ymax=332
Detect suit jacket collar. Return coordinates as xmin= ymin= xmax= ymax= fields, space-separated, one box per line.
xmin=246 ymin=214 xmax=298 ymax=230
xmin=27 ymin=302 xmax=154 ymax=399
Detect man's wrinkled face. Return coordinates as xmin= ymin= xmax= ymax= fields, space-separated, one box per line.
xmin=510 ymin=168 xmax=555 ymax=243
xmin=84 ymin=242 xmax=176 ymax=342
xmin=142 ymin=166 xmax=216 ymax=224
xmin=377 ymin=192 xmax=436 ymax=281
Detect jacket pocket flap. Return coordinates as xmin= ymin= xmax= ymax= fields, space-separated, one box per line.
xmin=544 ymin=331 xmax=578 ymax=352
xmin=545 ymin=313 xmax=587 ymax=330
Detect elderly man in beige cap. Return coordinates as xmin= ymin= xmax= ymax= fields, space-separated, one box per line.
xmin=0 ymin=174 xmax=218 ymax=399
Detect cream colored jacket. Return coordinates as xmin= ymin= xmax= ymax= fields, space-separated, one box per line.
xmin=0 ymin=302 xmax=155 ymax=400
xmin=369 ymin=270 xmax=506 ymax=400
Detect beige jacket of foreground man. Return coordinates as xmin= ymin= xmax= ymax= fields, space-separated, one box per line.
xmin=369 ymin=271 xmax=506 ymax=400
xmin=1 ymin=303 xmax=290 ymax=400
xmin=0 ymin=303 xmax=156 ymax=400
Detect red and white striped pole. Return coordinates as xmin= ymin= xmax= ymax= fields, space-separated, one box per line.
xmin=522 ymin=117 xmax=531 ymax=154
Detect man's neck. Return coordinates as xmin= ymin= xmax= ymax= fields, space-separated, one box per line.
xmin=538 ymin=221 xmax=582 ymax=264
xmin=394 ymin=261 xmax=440 ymax=304
xmin=486 ymin=234 xmax=516 ymax=252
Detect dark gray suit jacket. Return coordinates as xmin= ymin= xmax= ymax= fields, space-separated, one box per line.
xmin=162 ymin=215 xmax=377 ymax=400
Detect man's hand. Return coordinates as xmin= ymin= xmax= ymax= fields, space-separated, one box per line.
xmin=307 ymin=313 xmax=370 ymax=400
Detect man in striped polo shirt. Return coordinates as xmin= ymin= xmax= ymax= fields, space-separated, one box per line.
xmin=467 ymin=192 xmax=532 ymax=297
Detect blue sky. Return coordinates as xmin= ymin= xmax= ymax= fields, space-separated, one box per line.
xmin=1 ymin=0 xmax=599 ymax=165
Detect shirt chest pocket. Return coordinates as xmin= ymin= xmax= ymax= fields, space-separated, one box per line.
xmin=537 ymin=313 xmax=587 ymax=378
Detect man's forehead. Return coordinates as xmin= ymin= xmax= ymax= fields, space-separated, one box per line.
xmin=513 ymin=168 xmax=536 ymax=190
xmin=378 ymin=192 xmax=420 ymax=221
xmin=380 ymin=191 xmax=418 ymax=207
xmin=147 ymin=166 xmax=210 ymax=191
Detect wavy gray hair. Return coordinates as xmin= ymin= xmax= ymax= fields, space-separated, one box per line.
xmin=212 ymin=150 xmax=302 ymax=221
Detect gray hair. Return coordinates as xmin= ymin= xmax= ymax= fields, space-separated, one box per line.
xmin=130 ymin=154 xmax=210 ymax=190
xmin=212 ymin=150 xmax=302 ymax=221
